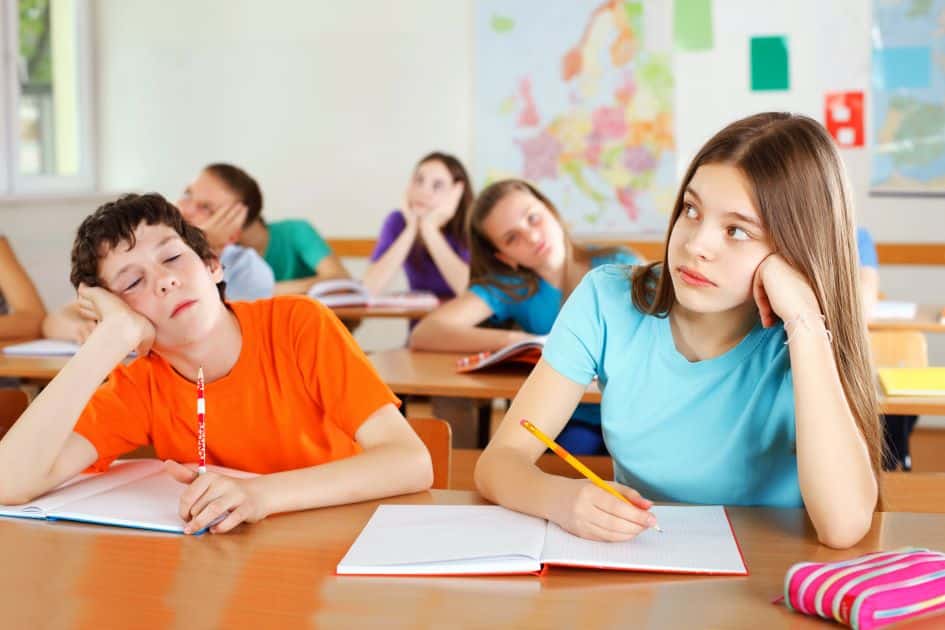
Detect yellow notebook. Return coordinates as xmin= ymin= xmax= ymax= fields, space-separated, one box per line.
xmin=878 ymin=368 xmax=945 ymax=397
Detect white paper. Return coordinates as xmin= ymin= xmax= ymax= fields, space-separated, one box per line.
xmin=871 ymin=301 xmax=918 ymax=320
xmin=337 ymin=505 xmax=546 ymax=575
xmin=541 ymin=505 xmax=746 ymax=575
xmin=2 ymin=339 xmax=81 ymax=356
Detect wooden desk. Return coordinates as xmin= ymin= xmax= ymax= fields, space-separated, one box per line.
xmin=870 ymin=304 xmax=945 ymax=333
xmin=0 ymin=352 xmax=70 ymax=382
xmin=330 ymin=304 xmax=434 ymax=320
xmin=369 ymin=349 xmax=945 ymax=417
xmin=0 ymin=490 xmax=942 ymax=628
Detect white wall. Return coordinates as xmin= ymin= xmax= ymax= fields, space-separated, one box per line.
xmin=94 ymin=0 xmax=472 ymax=236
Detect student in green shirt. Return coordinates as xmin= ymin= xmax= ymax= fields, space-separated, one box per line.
xmin=236 ymin=182 xmax=350 ymax=294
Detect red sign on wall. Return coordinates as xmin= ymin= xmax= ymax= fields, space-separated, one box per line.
xmin=824 ymin=91 xmax=864 ymax=148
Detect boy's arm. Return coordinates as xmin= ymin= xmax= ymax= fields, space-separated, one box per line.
xmin=0 ymin=286 xmax=154 ymax=504
xmin=171 ymin=403 xmax=433 ymax=534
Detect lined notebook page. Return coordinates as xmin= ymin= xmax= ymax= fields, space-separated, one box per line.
xmin=0 ymin=459 xmax=162 ymax=518
xmin=337 ymin=505 xmax=547 ymax=575
xmin=45 ymin=463 xmax=256 ymax=533
xmin=540 ymin=505 xmax=747 ymax=575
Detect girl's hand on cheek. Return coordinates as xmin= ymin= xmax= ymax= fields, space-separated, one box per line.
xmin=422 ymin=182 xmax=464 ymax=230
xmin=752 ymin=254 xmax=820 ymax=328
xmin=77 ymin=284 xmax=156 ymax=354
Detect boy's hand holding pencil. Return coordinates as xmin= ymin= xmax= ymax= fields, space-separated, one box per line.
xmin=520 ymin=419 xmax=661 ymax=542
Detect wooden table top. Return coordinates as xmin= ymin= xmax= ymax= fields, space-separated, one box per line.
xmin=1 ymin=489 xmax=942 ymax=628
xmin=869 ymin=304 xmax=945 ymax=333
xmin=370 ymin=349 xmax=945 ymax=416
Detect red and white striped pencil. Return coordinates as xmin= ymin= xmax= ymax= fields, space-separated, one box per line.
xmin=197 ymin=367 xmax=206 ymax=474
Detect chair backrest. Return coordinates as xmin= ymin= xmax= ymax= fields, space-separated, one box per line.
xmin=879 ymin=472 xmax=945 ymax=512
xmin=0 ymin=388 xmax=29 ymax=439
xmin=407 ymin=417 xmax=452 ymax=490
xmin=869 ymin=331 xmax=929 ymax=368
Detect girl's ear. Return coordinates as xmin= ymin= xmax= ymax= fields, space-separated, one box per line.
xmin=495 ymin=251 xmax=518 ymax=269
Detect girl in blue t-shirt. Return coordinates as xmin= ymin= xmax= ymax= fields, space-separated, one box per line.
xmin=409 ymin=179 xmax=641 ymax=454
xmin=475 ymin=113 xmax=883 ymax=550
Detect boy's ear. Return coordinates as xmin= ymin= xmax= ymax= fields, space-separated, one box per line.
xmin=208 ymin=257 xmax=224 ymax=283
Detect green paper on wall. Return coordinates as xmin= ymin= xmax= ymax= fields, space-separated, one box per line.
xmin=751 ymin=36 xmax=789 ymax=91
xmin=674 ymin=0 xmax=713 ymax=51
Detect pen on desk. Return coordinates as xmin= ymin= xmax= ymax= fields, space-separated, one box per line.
xmin=519 ymin=418 xmax=662 ymax=532
xmin=197 ymin=367 xmax=206 ymax=475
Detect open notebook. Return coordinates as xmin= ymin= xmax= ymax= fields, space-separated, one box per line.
xmin=307 ymin=278 xmax=439 ymax=310
xmin=2 ymin=339 xmax=82 ymax=356
xmin=0 ymin=459 xmax=256 ymax=534
xmin=337 ymin=504 xmax=747 ymax=576
xmin=455 ymin=337 xmax=547 ymax=373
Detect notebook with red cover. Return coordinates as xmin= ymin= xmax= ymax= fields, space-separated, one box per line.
xmin=455 ymin=336 xmax=547 ymax=373
xmin=336 ymin=504 xmax=748 ymax=577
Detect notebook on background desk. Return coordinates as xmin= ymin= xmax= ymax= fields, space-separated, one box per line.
xmin=337 ymin=504 xmax=747 ymax=576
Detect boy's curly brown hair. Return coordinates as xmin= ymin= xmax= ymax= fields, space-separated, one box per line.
xmin=70 ymin=193 xmax=225 ymax=300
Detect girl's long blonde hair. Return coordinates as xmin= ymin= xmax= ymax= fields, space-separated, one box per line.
xmin=632 ymin=112 xmax=882 ymax=475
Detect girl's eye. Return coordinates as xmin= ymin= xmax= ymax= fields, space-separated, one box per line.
xmin=727 ymin=226 xmax=750 ymax=241
xmin=505 ymin=234 xmax=518 ymax=246
xmin=683 ymin=203 xmax=698 ymax=219
xmin=527 ymin=212 xmax=540 ymax=225
xmin=124 ymin=278 xmax=141 ymax=292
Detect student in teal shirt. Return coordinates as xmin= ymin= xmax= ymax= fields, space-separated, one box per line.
xmin=475 ymin=113 xmax=884 ymax=550
xmin=410 ymin=179 xmax=641 ymax=454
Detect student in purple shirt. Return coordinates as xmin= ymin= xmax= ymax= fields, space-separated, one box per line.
xmin=362 ymin=152 xmax=474 ymax=299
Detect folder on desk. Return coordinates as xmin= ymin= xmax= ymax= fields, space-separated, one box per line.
xmin=337 ymin=504 xmax=747 ymax=576
xmin=879 ymin=368 xmax=945 ymax=397
xmin=0 ymin=459 xmax=256 ymax=534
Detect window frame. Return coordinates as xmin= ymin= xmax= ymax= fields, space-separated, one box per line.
xmin=0 ymin=0 xmax=96 ymax=196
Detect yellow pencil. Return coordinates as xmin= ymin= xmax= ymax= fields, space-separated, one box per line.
xmin=519 ymin=419 xmax=662 ymax=532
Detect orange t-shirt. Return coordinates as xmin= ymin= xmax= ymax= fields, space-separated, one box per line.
xmin=74 ymin=296 xmax=399 ymax=473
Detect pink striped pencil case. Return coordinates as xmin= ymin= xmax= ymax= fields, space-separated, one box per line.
xmin=782 ymin=548 xmax=945 ymax=629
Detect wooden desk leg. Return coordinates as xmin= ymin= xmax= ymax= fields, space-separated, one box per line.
xmin=477 ymin=402 xmax=491 ymax=448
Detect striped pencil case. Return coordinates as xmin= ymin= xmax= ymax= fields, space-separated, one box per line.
xmin=782 ymin=548 xmax=945 ymax=629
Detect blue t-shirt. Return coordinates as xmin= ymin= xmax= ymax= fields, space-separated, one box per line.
xmin=857 ymin=227 xmax=878 ymax=268
xmin=469 ymin=248 xmax=639 ymax=426
xmin=220 ymin=244 xmax=275 ymax=301
xmin=542 ymin=265 xmax=802 ymax=508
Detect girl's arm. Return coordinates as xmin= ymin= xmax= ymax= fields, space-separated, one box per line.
xmin=408 ymin=292 xmax=535 ymax=352
xmin=272 ymin=255 xmax=352 ymax=295
xmin=0 ymin=287 xmax=154 ymax=504
xmin=475 ymin=360 xmax=656 ymax=542
xmin=755 ymin=255 xmax=876 ymax=549
xmin=362 ymin=211 xmax=419 ymax=296
xmin=0 ymin=237 xmax=46 ymax=340
xmin=418 ymin=221 xmax=469 ymax=297
xmin=167 ymin=402 xmax=433 ymax=534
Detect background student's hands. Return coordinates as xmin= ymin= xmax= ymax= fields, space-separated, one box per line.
xmin=399 ymin=193 xmax=421 ymax=233
xmin=166 ymin=460 xmax=267 ymax=534
xmin=421 ymin=181 xmax=465 ymax=230
xmin=77 ymin=284 xmax=156 ymax=355
xmin=194 ymin=202 xmax=248 ymax=252
xmin=549 ymin=477 xmax=657 ymax=542
xmin=42 ymin=301 xmax=97 ymax=344
xmin=752 ymin=253 xmax=821 ymax=328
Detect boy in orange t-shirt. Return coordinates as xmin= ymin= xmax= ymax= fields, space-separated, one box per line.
xmin=0 ymin=194 xmax=432 ymax=534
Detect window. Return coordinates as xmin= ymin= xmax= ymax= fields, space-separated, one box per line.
xmin=1 ymin=0 xmax=94 ymax=195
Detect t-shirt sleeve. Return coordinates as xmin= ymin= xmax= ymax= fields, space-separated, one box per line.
xmin=73 ymin=364 xmax=153 ymax=471
xmin=296 ymin=222 xmax=333 ymax=272
xmin=856 ymin=227 xmax=878 ymax=268
xmin=370 ymin=211 xmax=407 ymax=262
xmin=468 ymin=281 xmax=511 ymax=322
xmin=290 ymin=299 xmax=400 ymax=439
xmin=542 ymin=271 xmax=605 ymax=386
xmin=222 ymin=246 xmax=275 ymax=301
xmin=609 ymin=246 xmax=641 ymax=266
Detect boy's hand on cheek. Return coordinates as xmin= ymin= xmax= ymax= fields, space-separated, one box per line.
xmin=77 ymin=284 xmax=156 ymax=354
xmin=165 ymin=460 xmax=266 ymax=535
xmin=752 ymin=254 xmax=820 ymax=328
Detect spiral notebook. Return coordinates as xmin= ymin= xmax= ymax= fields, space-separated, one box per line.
xmin=337 ymin=504 xmax=747 ymax=576
xmin=0 ymin=459 xmax=256 ymax=534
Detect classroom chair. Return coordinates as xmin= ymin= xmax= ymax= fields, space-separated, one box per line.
xmin=407 ymin=417 xmax=452 ymax=490
xmin=870 ymin=330 xmax=928 ymax=472
xmin=879 ymin=472 xmax=945 ymax=512
xmin=0 ymin=388 xmax=29 ymax=440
